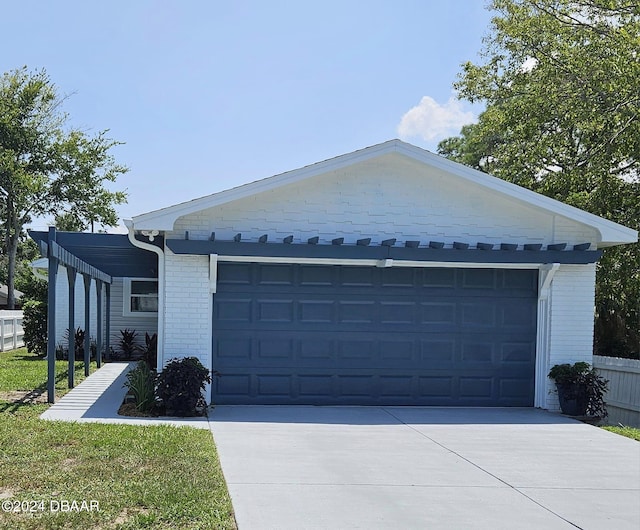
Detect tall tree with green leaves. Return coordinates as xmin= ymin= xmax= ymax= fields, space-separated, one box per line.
xmin=438 ymin=0 xmax=640 ymax=357
xmin=0 ymin=67 xmax=127 ymax=309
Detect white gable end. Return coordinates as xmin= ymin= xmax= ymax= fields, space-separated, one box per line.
xmin=132 ymin=140 xmax=636 ymax=247
xmin=167 ymin=152 xmax=598 ymax=247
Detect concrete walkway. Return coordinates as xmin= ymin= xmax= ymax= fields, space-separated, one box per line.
xmin=40 ymin=362 xmax=209 ymax=429
xmin=209 ymin=405 xmax=640 ymax=530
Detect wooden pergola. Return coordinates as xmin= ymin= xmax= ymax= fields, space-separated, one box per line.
xmin=38 ymin=227 xmax=112 ymax=403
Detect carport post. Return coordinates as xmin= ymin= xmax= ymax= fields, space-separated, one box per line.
xmin=83 ymin=274 xmax=91 ymax=376
xmin=66 ymin=267 xmax=76 ymax=388
xmin=105 ymin=283 xmax=111 ymax=360
xmin=96 ymin=279 xmax=103 ymax=368
xmin=46 ymin=227 xmax=58 ymax=404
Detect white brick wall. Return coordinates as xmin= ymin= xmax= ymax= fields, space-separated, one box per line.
xmin=168 ymin=155 xmax=599 ymax=247
xmin=163 ymin=249 xmax=211 ymax=371
xmin=544 ymin=264 xmax=597 ymax=409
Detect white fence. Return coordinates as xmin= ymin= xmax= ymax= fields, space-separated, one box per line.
xmin=594 ymin=355 xmax=640 ymax=428
xmin=0 ymin=310 xmax=25 ymax=352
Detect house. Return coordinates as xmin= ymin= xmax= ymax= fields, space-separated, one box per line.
xmin=0 ymin=285 xmax=23 ymax=309
xmin=31 ymin=140 xmax=637 ymax=409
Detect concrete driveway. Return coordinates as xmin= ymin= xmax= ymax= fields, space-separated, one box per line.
xmin=209 ymin=406 xmax=640 ymax=530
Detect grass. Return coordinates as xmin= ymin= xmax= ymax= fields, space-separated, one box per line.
xmin=0 ymin=348 xmax=236 ymax=529
xmin=0 ymin=348 xmax=97 ymax=399
xmin=602 ymin=425 xmax=640 ymax=441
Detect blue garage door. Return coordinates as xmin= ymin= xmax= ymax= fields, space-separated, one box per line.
xmin=212 ymin=264 xmax=538 ymax=406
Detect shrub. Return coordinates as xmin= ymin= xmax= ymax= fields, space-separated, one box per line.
xmin=123 ymin=361 xmax=156 ymax=412
xmin=155 ymin=357 xmax=211 ymax=417
xmin=140 ymin=332 xmax=158 ymax=369
xmin=59 ymin=328 xmax=96 ymax=361
xmin=548 ymin=362 xmax=609 ymax=418
xmin=115 ymin=328 xmax=140 ymax=360
xmin=23 ymin=300 xmax=47 ymax=356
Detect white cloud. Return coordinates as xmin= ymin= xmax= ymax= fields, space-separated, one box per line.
xmin=397 ymin=95 xmax=476 ymax=145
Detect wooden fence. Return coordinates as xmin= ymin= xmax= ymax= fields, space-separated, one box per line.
xmin=594 ymin=355 xmax=640 ymax=428
xmin=0 ymin=310 xmax=25 ymax=352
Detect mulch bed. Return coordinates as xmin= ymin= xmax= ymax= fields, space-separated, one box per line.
xmin=117 ymin=401 xmax=161 ymax=417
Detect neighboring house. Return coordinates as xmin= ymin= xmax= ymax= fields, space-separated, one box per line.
xmin=32 ymin=140 xmax=638 ymax=409
xmin=0 ymin=285 xmax=23 ymax=309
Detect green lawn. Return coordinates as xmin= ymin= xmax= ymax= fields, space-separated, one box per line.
xmin=602 ymin=425 xmax=640 ymax=441
xmin=0 ymin=348 xmax=236 ymax=529
xmin=0 ymin=348 xmax=96 ymax=399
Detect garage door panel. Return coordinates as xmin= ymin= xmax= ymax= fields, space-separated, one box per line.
xmin=257 ymin=299 xmax=294 ymax=322
xmin=298 ymin=375 xmax=333 ymax=398
xmin=459 ymin=376 xmax=494 ymax=398
xmin=216 ymin=298 xmax=253 ymax=322
xmin=462 ymin=269 xmax=497 ymax=289
xmin=257 ymin=339 xmax=294 ymax=359
xmin=461 ymin=303 xmax=496 ymax=327
xmin=422 ymin=268 xmax=456 ymax=287
xmin=379 ymin=376 xmax=414 ymax=397
xmin=338 ymin=300 xmax=376 ymax=323
xmin=300 ymin=266 xmax=334 ymax=286
xmin=419 ymin=376 xmax=454 ymax=398
xmin=217 ymin=263 xmax=253 ymax=285
xmin=461 ymin=342 xmax=494 ymax=363
xmin=380 ymin=340 xmax=414 ymax=361
xmin=299 ymin=300 xmax=334 ymax=322
xmin=420 ymin=302 xmax=456 ymax=325
xmin=500 ymin=378 xmax=534 ymax=400
xmin=257 ymin=264 xmax=295 ymax=285
xmin=215 ymin=337 xmax=252 ymax=360
xmin=501 ymin=342 xmax=536 ymax=363
xmin=499 ymin=302 xmax=537 ymax=328
xmin=340 ymin=267 xmax=376 ymax=286
xmin=212 ymin=264 xmax=537 ymax=406
xmin=420 ymin=340 xmax=456 ymax=363
xmin=257 ymin=375 xmax=291 ymax=396
xmin=380 ymin=302 xmax=416 ymax=324
xmin=380 ymin=268 xmax=417 ymax=287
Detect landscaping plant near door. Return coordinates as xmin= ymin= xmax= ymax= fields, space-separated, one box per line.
xmin=123 ymin=360 xmax=156 ymax=413
xmin=548 ymin=362 xmax=609 ymax=419
xmin=155 ymin=357 xmax=211 ymax=417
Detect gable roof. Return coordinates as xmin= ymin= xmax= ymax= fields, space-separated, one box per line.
xmin=130 ymin=139 xmax=637 ymax=246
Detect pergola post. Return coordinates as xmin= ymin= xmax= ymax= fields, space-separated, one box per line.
xmin=83 ymin=274 xmax=91 ymax=377
xmin=47 ymin=227 xmax=58 ymax=404
xmin=105 ymin=283 xmax=111 ymax=360
xmin=66 ymin=267 xmax=76 ymax=389
xmin=96 ymin=279 xmax=103 ymax=368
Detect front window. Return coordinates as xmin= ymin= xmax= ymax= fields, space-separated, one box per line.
xmin=124 ymin=278 xmax=158 ymax=316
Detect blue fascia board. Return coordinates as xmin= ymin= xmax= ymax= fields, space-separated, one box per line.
xmin=166 ymin=239 xmax=602 ymax=264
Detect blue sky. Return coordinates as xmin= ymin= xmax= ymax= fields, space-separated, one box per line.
xmin=2 ymin=1 xmax=493 ymax=231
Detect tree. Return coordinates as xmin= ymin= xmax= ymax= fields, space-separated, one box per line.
xmin=0 ymin=67 xmax=127 ymax=308
xmin=438 ymin=0 xmax=640 ymax=357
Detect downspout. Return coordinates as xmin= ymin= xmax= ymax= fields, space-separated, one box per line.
xmin=124 ymin=220 xmax=165 ymax=369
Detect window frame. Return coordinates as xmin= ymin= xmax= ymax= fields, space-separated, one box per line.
xmin=123 ymin=278 xmax=159 ymax=317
